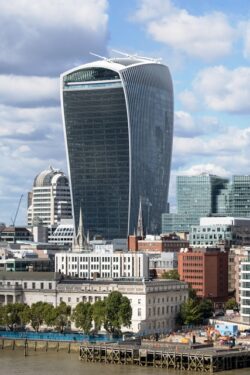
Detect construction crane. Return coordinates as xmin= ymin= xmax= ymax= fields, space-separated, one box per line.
xmin=10 ymin=194 xmax=23 ymax=226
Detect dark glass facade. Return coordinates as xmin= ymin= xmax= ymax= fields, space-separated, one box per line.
xmin=62 ymin=59 xmax=173 ymax=239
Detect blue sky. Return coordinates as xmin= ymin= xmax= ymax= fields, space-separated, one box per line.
xmin=1 ymin=0 xmax=250 ymax=224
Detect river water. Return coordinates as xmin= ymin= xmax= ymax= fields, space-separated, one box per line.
xmin=0 ymin=350 xmax=249 ymax=375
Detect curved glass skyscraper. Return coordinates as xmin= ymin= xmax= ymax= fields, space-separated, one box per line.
xmin=61 ymin=56 xmax=173 ymax=239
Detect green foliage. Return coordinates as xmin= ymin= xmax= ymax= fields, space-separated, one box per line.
xmin=53 ymin=302 xmax=71 ymax=332
xmin=0 ymin=291 xmax=131 ymax=336
xmin=178 ymin=298 xmax=202 ymax=325
xmin=177 ymin=297 xmax=214 ymax=326
xmin=198 ymin=299 xmax=214 ymax=319
xmin=72 ymin=302 xmax=93 ymax=334
xmin=0 ymin=303 xmax=29 ymax=330
xmin=225 ymin=297 xmax=238 ymax=310
xmin=104 ymin=291 xmax=132 ymax=334
xmin=29 ymin=302 xmax=54 ymax=331
xmin=92 ymin=299 xmax=106 ymax=332
xmin=188 ymin=286 xmax=198 ymax=300
xmin=161 ymin=269 xmax=180 ymax=280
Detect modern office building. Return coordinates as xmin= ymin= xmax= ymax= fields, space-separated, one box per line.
xmin=239 ymin=248 xmax=250 ymax=323
xmin=228 ymin=246 xmax=250 ymax=302
xmin=190 ymin=217 xmax=250 ymax=247
xmin=61 ymin=55 xmax=174 ymax=239
xmin=0 ymin=226 xmax=33 ymax=243
xmin=178 ymin=247 xmax=228 ymax=303
xmin=55 ymin=251 xmax=149 ymax=279
xmin=230 ymin=176 xmax=250 ymax=217
xmin=27 ymin=166 xmax=72 ymax=227
xmin=162 ymin=174 xmax=229 ymax=233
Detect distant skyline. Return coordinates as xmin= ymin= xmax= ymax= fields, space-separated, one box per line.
xmin=1 ymin=0 xmax=250 ymax=224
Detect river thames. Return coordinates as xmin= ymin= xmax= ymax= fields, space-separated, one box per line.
xmin=0 ymin=351 xmax=249 ymax=375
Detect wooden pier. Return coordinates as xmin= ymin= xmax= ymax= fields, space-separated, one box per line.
xmin=79 ymin=343 xmax=250 ymax=372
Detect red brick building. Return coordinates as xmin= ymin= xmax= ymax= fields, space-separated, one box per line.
xmin=128 ymin=233 xmax=189 ymax=253
xmin=178 ymin=247 xmax=228 ymax=302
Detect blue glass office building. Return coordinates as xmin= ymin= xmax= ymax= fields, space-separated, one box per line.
xmin=61 ymin=57 xmax=173 ymax=239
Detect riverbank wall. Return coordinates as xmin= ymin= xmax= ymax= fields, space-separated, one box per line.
xmin=0 ymin=338 xmax=79 ymax=354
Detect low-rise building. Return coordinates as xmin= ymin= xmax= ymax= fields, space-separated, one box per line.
xmin=0 ymin=257 xmax=53 ymax=272
xmin=149 ymin=252 xmax=178 ymax=278
xmin=128 ymin=233 xmax=189 ymax=253
xmin=0 ymin=226 xmax=33 ymax=243
xmin=0 ymin=272 xmax=189 ymax=334
xmin=190 ymin=217 xmax=250 ymax=247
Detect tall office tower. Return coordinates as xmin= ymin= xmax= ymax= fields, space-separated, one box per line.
xmin=61 ymin=56 xmax=173 ymax=239
xmin=27 ymin=166 xmax=72 ymax=226
xmin=230 ymin=176 xmax=250 ymax=217
xmin=177 ymin=174 xmax=229 ymax=216
xmin=162 ymin=174 xmax=229 ymax=233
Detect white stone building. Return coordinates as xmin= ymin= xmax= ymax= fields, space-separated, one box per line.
xmin=27 ymin=166 xmax=72 ymax=227
xmin=0 ymin=272 xmax=188 ymax=334
xmin=55 ymin=251 xmax=149 ymax=279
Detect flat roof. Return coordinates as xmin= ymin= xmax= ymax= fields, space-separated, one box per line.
xmin=0 ymin=272 xmax=60 ymax=281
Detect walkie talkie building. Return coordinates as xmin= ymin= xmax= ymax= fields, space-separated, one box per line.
xmin=61 ymin=56 xmax=173 ymax=239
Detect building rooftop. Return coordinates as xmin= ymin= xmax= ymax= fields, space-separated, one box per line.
xmin=0 ymin=272 xmax=60 ymax=281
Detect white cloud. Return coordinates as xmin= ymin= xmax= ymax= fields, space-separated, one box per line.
xmin=133 ymin=0 xmax=173 ymax=22
xmin=193 ymin=66 xmax=250 ymax=113
xmin=0 ymin=0 xmax=109 ymax=75
xmin=172 ymin=126 xmax=250 ymax=176
xmin=178 ymin=90 xmax=198 ymax=112
xmin=174 ymin=111 xmax=220 ymax=137
xmin=0 ymin=75 xmax=59 ymax=106
xmin=0 ymin=104 xmax=61 ymax=138
xmin=240 ymin=21 xmax=250 ymax=59
xmin=0 ymin=0 xmax=107 ymax=31
xmin=133 ymin=0 xmax=236 ymax=61
xmin=178 ymin=163 xmax=229 ymax=177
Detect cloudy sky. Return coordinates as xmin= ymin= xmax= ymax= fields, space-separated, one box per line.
xmin=1 ymin=0 xmax=250 ymax=224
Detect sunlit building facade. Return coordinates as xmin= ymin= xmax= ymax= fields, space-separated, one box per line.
xmin=61 ymin=56 xmax=173 ymax=239
xmin=27 ymin=167 xmax=72 ymax=226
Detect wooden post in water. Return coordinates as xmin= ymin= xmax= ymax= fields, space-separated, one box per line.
xmin=24 ymin=339 xmax=28 ymax=357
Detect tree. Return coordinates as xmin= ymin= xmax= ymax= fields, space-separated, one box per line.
xmin=92 ymin=299 xmax=106 ymax=332
xmin=1 ymin=303 xmax=29 ymax=330
xmin=53 ymin=302 xmax=71 ymax=332
xmin=29 ymin=302 xmax=53 ymax=331
xmin=19 ymin=304 xmax=31 ymax=327
xmin=104 ymin=291 xmax=132 ymax=334
xmin=177 ymin=298 xmax=202 ymax=326
xmin=198 ymin=299 xmax=214 ymax=320
xmin=161 ymin=269 xmax=180 ymax=280
xmin=188 ymin=286 xmax=198 ymax=300
xmin=72 ymin=302 xmax=93 ymax=334
xmin=225 ymin=298 xmax=238 ymax=310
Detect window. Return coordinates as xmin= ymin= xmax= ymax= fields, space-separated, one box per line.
xmin=49 ymin=283 xmax=52 ymax=290
xmin=32 ymin=282 xmax=36 ymax=289
xmin=138 ymin=308 xmax=141 ymax=317
xmin=138 ymin=299 xmax=141 ymax=305
xmin=24 ymin=282 xmax=27 ymax=289
xmin=41 ymin=283 xmax=44 ymax=290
